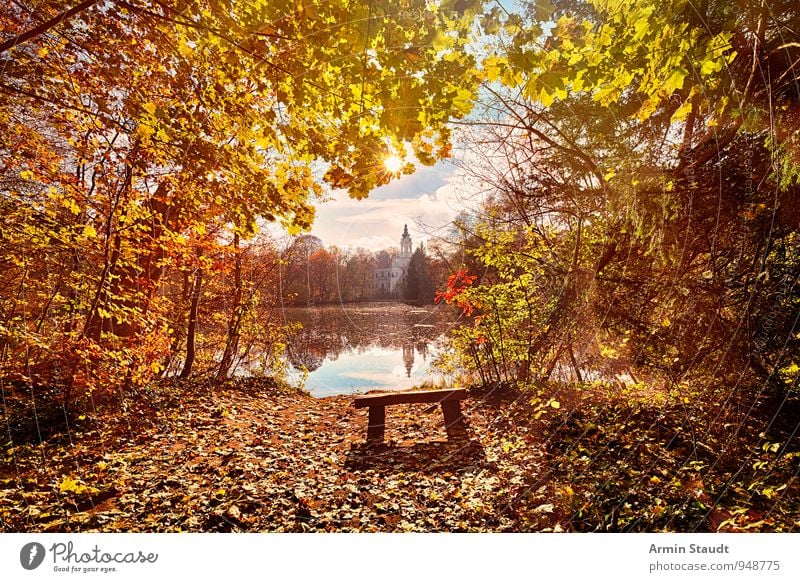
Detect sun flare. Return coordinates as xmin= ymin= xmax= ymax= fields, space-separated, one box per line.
xmin=384 ymin=155 xmax=403 ymax=173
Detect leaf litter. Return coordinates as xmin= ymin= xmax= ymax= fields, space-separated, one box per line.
xmin=1 ymin=378 xmax=797 ymax=532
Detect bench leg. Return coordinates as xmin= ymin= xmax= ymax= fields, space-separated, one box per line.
xmin=366 ymin=405 xmax=385 ymax=442
xmin=441 ymin=401 xmax=466 ymax=439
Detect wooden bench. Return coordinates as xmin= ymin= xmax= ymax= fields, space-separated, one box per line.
xmin=354 ymin=388 xmax=468 ymax=442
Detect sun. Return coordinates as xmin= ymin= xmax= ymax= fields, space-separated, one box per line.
xmin=384 ymin=155 xmax=403 ymax=173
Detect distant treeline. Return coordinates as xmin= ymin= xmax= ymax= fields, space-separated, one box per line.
xmin=278 ymin=234 xmax=451 ymax=306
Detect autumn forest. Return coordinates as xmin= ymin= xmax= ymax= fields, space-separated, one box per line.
xmin=1 ymin=0 xmax=799 ymax=532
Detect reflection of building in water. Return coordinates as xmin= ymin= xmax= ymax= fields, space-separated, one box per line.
xmin=371 ymin=225 xmax=412 ymax=298
xmin=402 ymin=344 xmax=414 ymax=377
xmin=415 ymin=341 xmax=429 ymax=361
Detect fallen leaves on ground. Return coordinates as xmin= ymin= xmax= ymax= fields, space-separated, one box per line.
xmin=1 ymin=379 xmax=797 ymax=532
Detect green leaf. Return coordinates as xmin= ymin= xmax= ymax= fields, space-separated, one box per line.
xmin=534 ymin=0 xmax=555 ymax=22
xmin=662 ymin=67 xmax=688 ymax=94
xmin=483 ymin=55 xmax=507 ymax=83
xmin=452 ymin=87 xmax=474 ymax=115
xmin=671 ymin=99 xmax=693 ymax=123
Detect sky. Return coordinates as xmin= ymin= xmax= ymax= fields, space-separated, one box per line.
xmin=307 ymin=153 xmax=482 ymax=252
xmin=287 ymin=2 xmax=532 ymax=252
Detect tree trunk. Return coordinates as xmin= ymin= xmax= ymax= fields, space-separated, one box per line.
xmin=88 ymin=183 xmax=180 ymax=341
xmin=217 ymin=234 xmax=243 ymax=379
xmin=162 ymin=267 xmax=191 ymax=374
xmin=180 ymin=259 xmax=203 ymax=379
xmin=568 ymin=341 xmax=583 ymax=383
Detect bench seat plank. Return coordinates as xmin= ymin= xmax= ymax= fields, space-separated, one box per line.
xmin=354 ymin=388 xmax=467 ymax=409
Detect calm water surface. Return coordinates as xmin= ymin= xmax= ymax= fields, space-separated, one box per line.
xmin=280 ymin=302 xmax=459 ymax=397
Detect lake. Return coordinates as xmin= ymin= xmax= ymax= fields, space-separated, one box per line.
xmin=277 ymin=302 xmax=460 ymax=397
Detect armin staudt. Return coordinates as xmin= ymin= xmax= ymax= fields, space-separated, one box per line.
xmin=649 ymin=544 xmax=730 ymax=554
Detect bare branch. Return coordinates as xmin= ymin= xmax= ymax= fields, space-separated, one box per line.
xmin=0 ymin=0 xmax=101 ymax=54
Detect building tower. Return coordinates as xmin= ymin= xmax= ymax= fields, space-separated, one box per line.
xmin=403 ymin=344 xmax=414 ymax=378
xmin=370 ymin=225 xmax=413 ymax=297
xmin=400 ymin=224 xmax=412 ymax=259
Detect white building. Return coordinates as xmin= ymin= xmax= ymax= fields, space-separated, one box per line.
xmin=371 ymin=225 xmax=413 ymax=297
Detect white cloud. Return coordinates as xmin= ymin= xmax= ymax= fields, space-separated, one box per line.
xmin=310 ymin=156 xmax=484 ymax=250
xmin=339 ymin=234 xmax=396 ymax=251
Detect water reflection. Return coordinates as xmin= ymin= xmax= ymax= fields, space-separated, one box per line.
xmin=280 ymin=302 xmax=457 ymax=397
